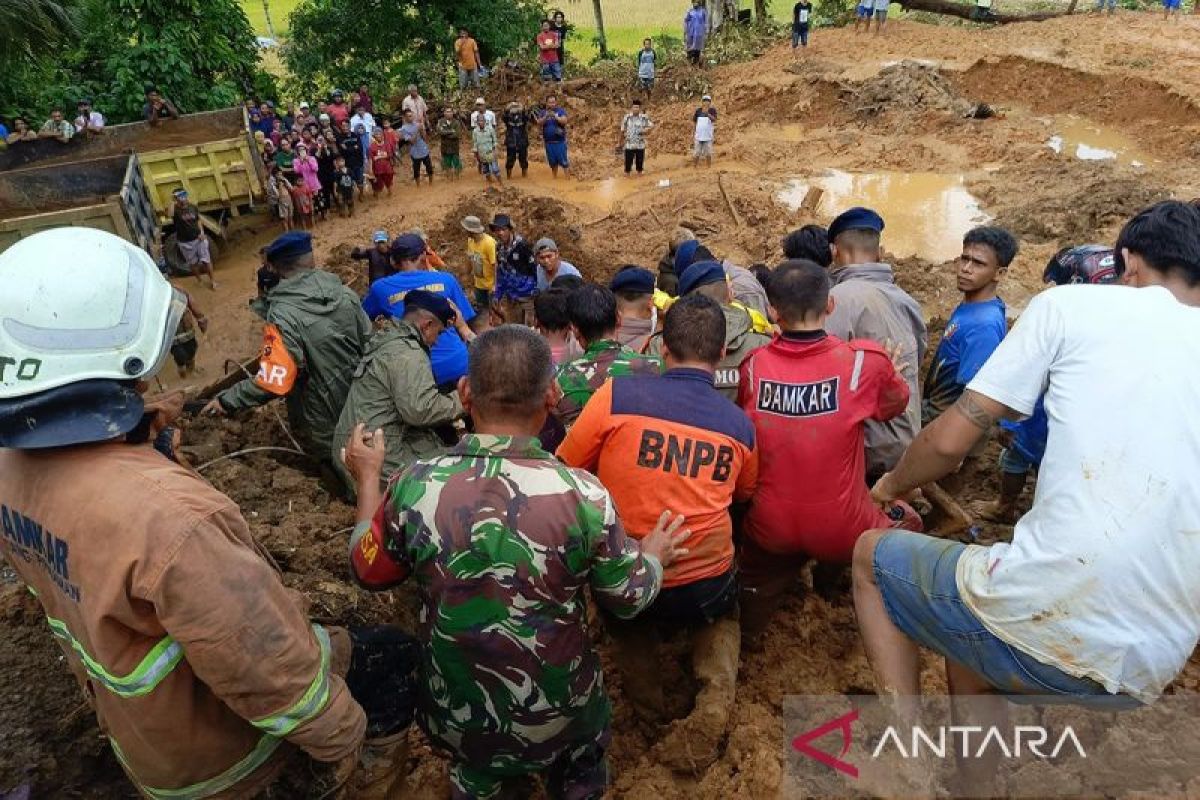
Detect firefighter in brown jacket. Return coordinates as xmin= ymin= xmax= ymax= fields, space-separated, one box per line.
xmin=0 ymin=229 xmax=371 ymax=798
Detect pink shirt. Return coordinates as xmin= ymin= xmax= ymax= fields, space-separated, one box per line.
xmin=293 ymin=155 xmax=321 ymax=192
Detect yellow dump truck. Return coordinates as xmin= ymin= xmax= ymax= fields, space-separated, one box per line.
xmin=0 ymin=107 xmax=266 ymax=267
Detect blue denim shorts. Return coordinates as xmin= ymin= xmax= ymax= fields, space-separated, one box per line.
xmin=873 ymin=532 xmax=1136 ymax=705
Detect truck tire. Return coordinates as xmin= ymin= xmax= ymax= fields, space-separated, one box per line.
xmin=163 ymin=233 xmax=190 ymax=276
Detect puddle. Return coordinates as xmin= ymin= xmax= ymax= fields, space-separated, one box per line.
xmin=778 ymin=169 xmax=988 ymax=262
xmin=1045 ymin=115 xmax=1151 ymax=166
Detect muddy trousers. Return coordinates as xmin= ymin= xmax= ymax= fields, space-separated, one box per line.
xmin=604 ymin=569 xmax=739 ymax=768
xmin=448 ymin=728 xmax=610 ymax=800
xmin=505 ymin=145 xmax=529 ymax=174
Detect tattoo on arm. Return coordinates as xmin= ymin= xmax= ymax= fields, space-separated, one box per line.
xmin=953 ymin=392 xmax=999 ymax=431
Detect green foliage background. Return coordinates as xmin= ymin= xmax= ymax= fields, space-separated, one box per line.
xmin=0 ymin=0 xmax=270 ymax=124
xmin=281 ymin=0 xmax=548 ymax=102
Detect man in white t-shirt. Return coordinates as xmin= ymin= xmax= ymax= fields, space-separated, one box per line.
xmin=470 ymin=98 xmax=496 ymax=131
xmin=853 ymin=201 xmax=1200 ymax=771
xmin=692 ymin=94 xmax=717 ymax=168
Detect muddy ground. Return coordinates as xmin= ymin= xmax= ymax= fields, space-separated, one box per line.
xmin=5 ymin=11 xmax=1200 ymax=799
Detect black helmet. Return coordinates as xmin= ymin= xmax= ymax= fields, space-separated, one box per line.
xmin=1043 ymin=245 xmax=1121 ymax=287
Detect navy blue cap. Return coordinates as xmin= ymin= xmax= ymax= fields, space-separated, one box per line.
xmin=403 ymin=289 xmax=456 ymax=325
xmin=264 ymin=231 xmax=313 ymax=262
xmin=489 ymin=213 xmax=514 ymax=230
xmin=610 ymin=267 xmax=655 ymax=294
xmin=390 ymin=233 xmax=426 ymax=260
xmin=828 ymin=207 xmax=885 ymax=242
xmin=678 ymin=260 xmax=727 ymax=295
xmin=673 ymin=239 xmax=701 ymax=274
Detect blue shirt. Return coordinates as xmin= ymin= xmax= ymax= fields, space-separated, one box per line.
xmin=540 ymin=108 xmax=567 ymax=143
xmin=922 ymin=296 xmax=1006 ymax=423
xmin=1002 ymin=398 xmax=1048 ymax=467
xmin=362 ymin=270 xmax=476 ymax=386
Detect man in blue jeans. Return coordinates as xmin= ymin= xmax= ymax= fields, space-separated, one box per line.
xmin=854 ymin=200 xmax=1200 ymax=791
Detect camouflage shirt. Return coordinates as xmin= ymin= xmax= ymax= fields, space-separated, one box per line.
xmin=553 ymin=339 xmax=661 ymax=427
xmin=349 ymin=434 xmax=662 ymax=775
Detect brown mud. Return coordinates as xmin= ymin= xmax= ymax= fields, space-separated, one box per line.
xmin=6 ymin=11 xmax=1200 ymax=799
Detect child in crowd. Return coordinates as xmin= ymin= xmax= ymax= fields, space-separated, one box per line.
xmin=533 ymin=287 xmax=582 ymax=366
xmin=267 ymin=164 xmax=294 ymax=232
xmin=333 ymin=155 xmax=355 ymax=218
xmin=369 ymin=128 xmax=395 ymax=196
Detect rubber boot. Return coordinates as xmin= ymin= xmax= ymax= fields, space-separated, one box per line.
xmin=341 ymin=732 xmax=409 ymax=800
xmin=607 ymin=618 xmax=665 ymax=728
xmin=656 ymin=616 xmax=740 ymax=775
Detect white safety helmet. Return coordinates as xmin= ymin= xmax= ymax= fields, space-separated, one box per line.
xmin=0 ymin=228 xmax=185 ymax=399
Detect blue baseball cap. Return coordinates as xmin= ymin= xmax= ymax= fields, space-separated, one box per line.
xmin=264 ymin=231 xmax=313 ymax=262
xmin=610 ymin=266 xmax=655 ymax=294
xmin=390 ymin=233 xmax=426 ymax=260
xmin=673 ymin=239 xmax=701 ymax=274
xmin=403 ymin=289 xmax=456 ymax=325
xmin=828 ymin=207 xmax=885 ymax=242
xmin=678 ymin=260 xmax=727 ymax=296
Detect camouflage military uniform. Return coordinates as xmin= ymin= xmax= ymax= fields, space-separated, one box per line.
xmin=348 ymin=434 xmax=663 ymax=799
xmin=218 ymin=269 xmax=370 ymax=458
xmin=553 ymin=339 xmax=661 ymax=427
xmin=646 ymin=304 xmax=771 ymax=401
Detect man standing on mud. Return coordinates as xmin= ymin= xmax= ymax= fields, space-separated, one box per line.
xmin=825 ymin=207 xmax=926 ymax=480
xmin=502 ymin=101 xmax=531 ymax=178
xmin=491 ymin=213 xmax=538 ymax=325
xmin=559 ymin=294 xmax=758 ymax=772
xmin=171 ymin=189 xmax=217 ymax=291
xmin=854 ymin=201 xmax=1200 ymax=793
xmin=345 ymin=325 xmax=688 ymax=799
xmin=204 ymin=232 xmax=371 ymax=466
xmin=537 ymin=94 xmax=570 ymax=178
xmin=684 ymin=0 xmax=709 ymax=65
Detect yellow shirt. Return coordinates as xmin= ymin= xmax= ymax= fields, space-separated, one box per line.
xmin=456 ymin=37 xmax=480 ymax=70
xmin=467 ymin=234 xmax=497 ymax=291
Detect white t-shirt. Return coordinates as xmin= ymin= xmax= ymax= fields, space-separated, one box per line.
xmin=873 ymin=0 xmax=890 ymax=10
xmin=401 ymin=95 xmax=428 ymax=126
xmin=75 ymin=111 xmax=105 ymax=131
xmin=694 ymin=114 xmax=714 ymax=142
xmin=349 ymin=112 xmax=375 ymax=136
xmin=471 ymin=109 xmax=497 ymax=129
xmin=957 ymin=284 xmax=1200 ymax=703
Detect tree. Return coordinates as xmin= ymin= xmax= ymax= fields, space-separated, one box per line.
xmin=591 ymin=0 xmax=608 ymax=59
xmin=284 ymin=0 xmax=547 ymax=101
xmin=0 ymin=0 xmax=263 ymax=123
xmin=0 ymin=0 xmax=77 ymax=62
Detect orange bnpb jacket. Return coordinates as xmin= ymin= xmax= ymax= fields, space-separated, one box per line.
xmin=557 ymin=368 xmax=758 ymax=588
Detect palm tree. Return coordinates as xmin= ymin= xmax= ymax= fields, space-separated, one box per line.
xmin=0 ymin=0 xmax=78 ymax=62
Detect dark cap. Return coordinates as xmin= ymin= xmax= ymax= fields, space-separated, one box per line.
xmin=673 ymin=239 xmax=701 ymax=274
xmin=403 ymin=289 xmax=456 ymax=325
xmin=390 ymin=233 xmax=426 ymax=260
xmin=264 ymin=231 xmax=313 ymax=262
xmin=828 ymin=207 xmax=885 ymax=242
xmin=489 ymin=213 xmax=514 ymax=230
xmin=610 ymin=266 xmax=655 ymax=294
xmin=678 ymin=260 xmax=727 ymax=295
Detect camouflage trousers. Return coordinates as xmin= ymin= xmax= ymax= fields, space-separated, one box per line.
xmin=450 ymin=727 xmax=610 ymax=800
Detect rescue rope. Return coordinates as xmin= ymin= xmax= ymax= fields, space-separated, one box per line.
xmin=195 ymin=446 xmax=307 ymax=472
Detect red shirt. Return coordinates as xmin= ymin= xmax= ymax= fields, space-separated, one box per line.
xmin=737 ymin=332 xmax=909 ymax=562
xmin=328 ymin=102 xmax=350 ymax=127
xmin=537 ymin=31 xmax=561 ymax=64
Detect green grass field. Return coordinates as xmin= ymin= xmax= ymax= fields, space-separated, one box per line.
xmin=241 ymin=0 xmax=783 ymax=60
